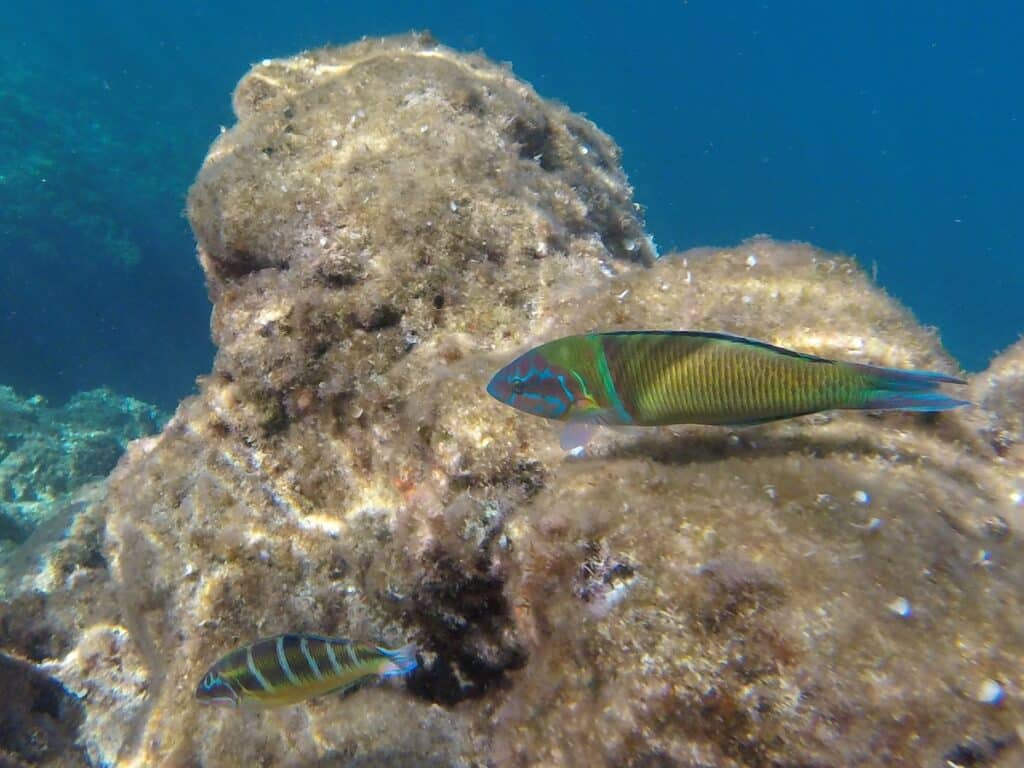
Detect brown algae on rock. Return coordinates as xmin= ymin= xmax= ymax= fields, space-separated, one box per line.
xmin=0 ymin=33 xmax=1022 ymax=767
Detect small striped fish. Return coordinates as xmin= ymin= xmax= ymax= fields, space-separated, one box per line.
xmin=487 ymin=331 xmax=968 ymax=450
xmin=195 ymin=633 xmax=418 ymax=709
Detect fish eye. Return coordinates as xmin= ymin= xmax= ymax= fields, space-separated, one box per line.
xmin=511 ymin=378 xmax=526 ymax=395
xmin=203 ymin=673 xmax=217 ymax=689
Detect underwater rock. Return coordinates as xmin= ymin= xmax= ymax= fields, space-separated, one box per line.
xmin=0 ymin=387 xmax=165 ymax=547
xmin=2 ymin=34 xmax=1022 ymax=767
xmin=186 ymin=32 xmax=653 ymax=444
xmin=971 ymin=340 xmax=1024 ymax=456
xmin=0 ymin=653 xmax=89 ymax=767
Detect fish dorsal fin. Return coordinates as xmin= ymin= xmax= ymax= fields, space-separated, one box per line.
xmin=598 ymin=330 xmax=831 ymax=364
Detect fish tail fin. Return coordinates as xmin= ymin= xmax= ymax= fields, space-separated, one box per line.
xmin=846 ymin=362 xmax=970 ymax=412
xmin=377 ymin=643 xmax=419 ymax=678
xmin=860 ymin=391 xmax=971 ymax=412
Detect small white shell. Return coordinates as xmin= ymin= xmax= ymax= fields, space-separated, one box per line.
xmin=976 ymin=679 xmax=1004 ymax=705
xmin=851 ymin=517 xmax=883 ymax=532
xmin=888 ymin=597 xmax=912 ymax=618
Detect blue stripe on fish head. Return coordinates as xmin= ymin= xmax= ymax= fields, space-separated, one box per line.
xmin=487 ymin=350 xmax=579 ymax=420
xmin=195 ymin=670 xmax=240 ymax=708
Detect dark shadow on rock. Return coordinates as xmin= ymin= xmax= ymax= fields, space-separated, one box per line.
xmin=406 ymin=555 xmax=526 ymax=706
xmin=0 ymin=592 xmax=70 ymax=664
xmin=0 ymin=653 xmax=89 ymax=766
xmin=610 ymin=422 xmax=938 ymax=468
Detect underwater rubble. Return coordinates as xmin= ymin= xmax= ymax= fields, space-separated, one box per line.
xmin=0 ymin=33 xmax=1021 ymax=767
xmin=0 ymin=387 xmax=165 ymax=556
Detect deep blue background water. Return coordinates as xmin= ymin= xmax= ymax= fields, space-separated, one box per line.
xmin=2 ymin=1 xmax=1021 ymax=409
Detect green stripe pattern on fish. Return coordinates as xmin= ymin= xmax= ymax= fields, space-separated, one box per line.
xmin=195 ymin=633 xmax=418 ymax=709
xmin=486 ymin=331 xmax=969 ymax=450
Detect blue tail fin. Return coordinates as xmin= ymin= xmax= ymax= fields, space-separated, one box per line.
xmin=848 ymin=362 xmax=969 ymax=412
xmin=860 ymin=391 xmax=971 ymax=412
xmin=377 ymin=643 xmax=419 ymax=678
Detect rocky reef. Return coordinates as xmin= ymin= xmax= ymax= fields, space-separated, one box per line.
xmin=1 ymin=34 xmax=1021 ymax=767
xmin=0 ymin=387 xmax=165 ymax=556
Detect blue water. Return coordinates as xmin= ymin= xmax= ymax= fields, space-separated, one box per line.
xmin=2 ymin=1 xmax=1021 ymax=409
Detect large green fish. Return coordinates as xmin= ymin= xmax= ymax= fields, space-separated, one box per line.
xmin=195 ymin=633 xmax=418 ymax=709
xmin=486 ymin=331 xmax=968 ymax=451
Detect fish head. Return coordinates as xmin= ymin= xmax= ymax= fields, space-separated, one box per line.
xmin=195 ymin=670 xmax=240 ymax=708
xmin=487 ymin=348 xmax=583 ymax=421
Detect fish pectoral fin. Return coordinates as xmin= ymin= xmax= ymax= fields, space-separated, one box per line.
xmin=560 ymin=422 xmax=596 ymax=453
xmin=559 ymin=409 xmax=620 ymax=453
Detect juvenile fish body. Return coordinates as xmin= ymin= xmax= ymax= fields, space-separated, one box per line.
xmin=486 ymin=331 xmax=968 ymax=450
xmin=195 ymin=634 xmax=418 ymax=709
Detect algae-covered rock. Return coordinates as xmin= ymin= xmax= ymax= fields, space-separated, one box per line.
xmin=1 ymin=35 xmax=1022 ymax=767
xmin=187 ymin=32 xmax=653 ymax=445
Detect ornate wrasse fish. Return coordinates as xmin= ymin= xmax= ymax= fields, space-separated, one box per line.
xmin=195 ymin=634 xmax=418 ymax=709
xmin=486 ymin=331 xmax=969 ymax=450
